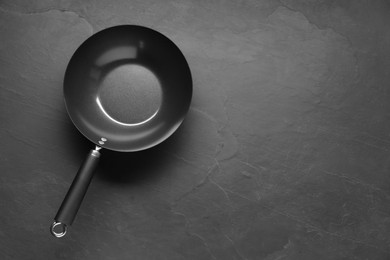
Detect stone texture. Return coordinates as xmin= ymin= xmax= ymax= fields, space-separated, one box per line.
xmin=0 ymin=0 xmax=390 ymax=259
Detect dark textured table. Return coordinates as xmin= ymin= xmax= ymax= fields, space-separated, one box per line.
xmin=1 ymin=1 xmax=390 ymax=259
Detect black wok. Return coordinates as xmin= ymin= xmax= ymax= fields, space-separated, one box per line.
xmin=50 ymin=25 xmax=192 ymax=237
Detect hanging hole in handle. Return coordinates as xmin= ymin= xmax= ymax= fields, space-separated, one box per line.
xmin=50 ymin=221 xmax=67 ymax=238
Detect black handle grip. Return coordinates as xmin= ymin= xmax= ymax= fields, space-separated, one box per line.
xmin=51 ymin=148 xmax=101 ymax=237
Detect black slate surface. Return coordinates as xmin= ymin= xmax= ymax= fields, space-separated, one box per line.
xmin=1 ymin=0 xmax=390 ymax=259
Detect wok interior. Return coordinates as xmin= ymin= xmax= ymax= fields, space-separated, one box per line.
xmin=64 ymin=25 xmax=192 ymax=152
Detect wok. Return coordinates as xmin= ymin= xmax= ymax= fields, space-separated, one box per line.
xmin=50 ymin=25 xmax=192 ymax=237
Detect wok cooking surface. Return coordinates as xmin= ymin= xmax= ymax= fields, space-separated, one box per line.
xmin=63 ymin=25 xmax=192 ymax=152
xmin=97 ymin=64 xmax=162 ymax=125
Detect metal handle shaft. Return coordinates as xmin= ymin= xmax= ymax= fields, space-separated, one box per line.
xmin=50 ymin=147 xmax=101 ymax=238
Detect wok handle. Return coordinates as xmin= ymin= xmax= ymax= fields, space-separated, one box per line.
xmin=50 ymin=147 xmax=101 ymax=238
